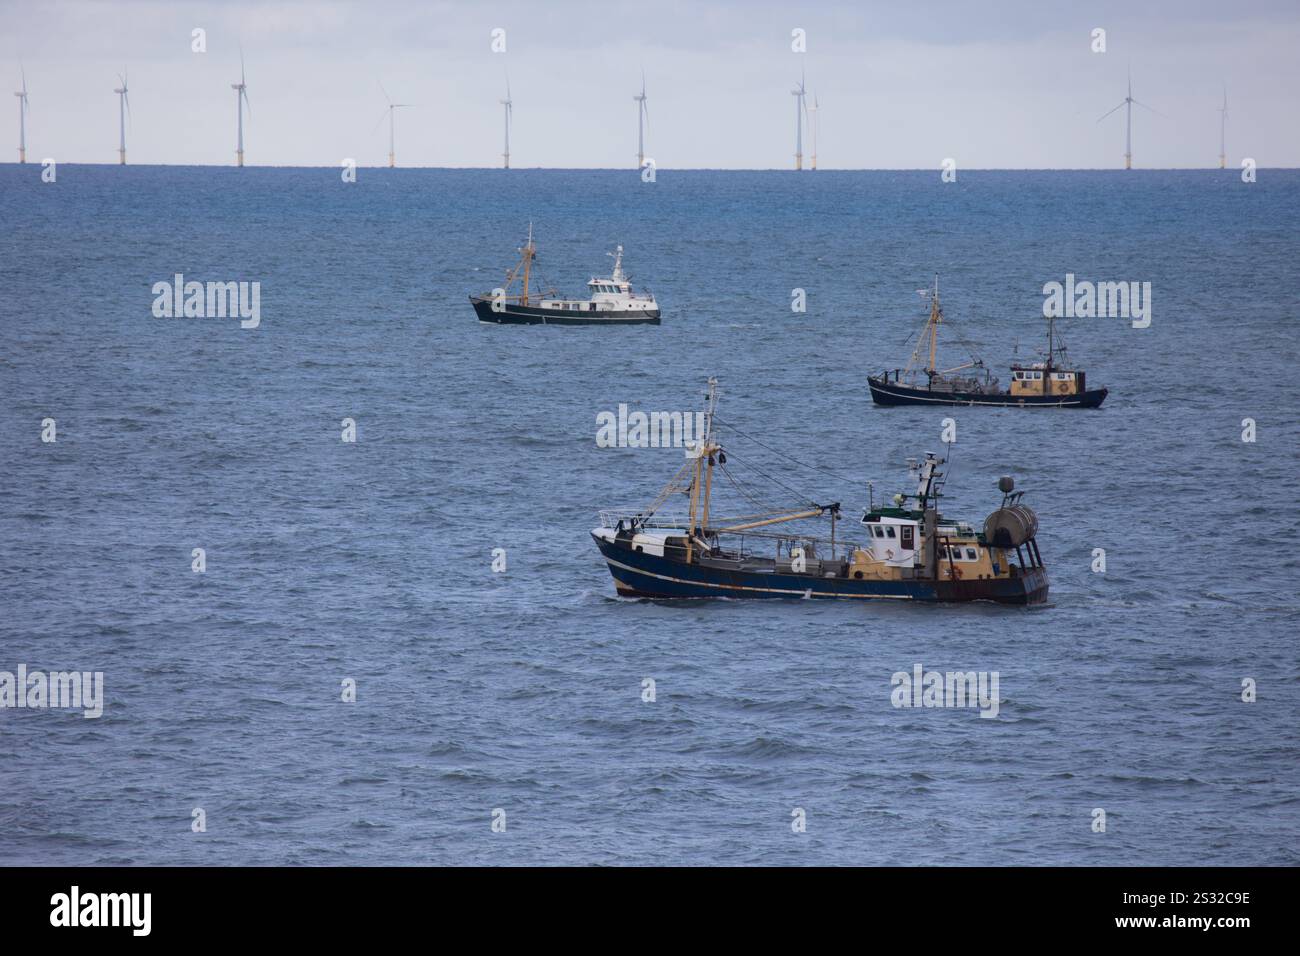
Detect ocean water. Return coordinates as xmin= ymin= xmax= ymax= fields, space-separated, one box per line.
xmin=1 ymin=166 xmax=1298 ymax=866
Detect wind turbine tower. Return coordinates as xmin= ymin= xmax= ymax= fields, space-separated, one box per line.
xmin=1218 ymin=84 xmax=1228 ymax=169
xmin=792 ymin=69 xmax=807 ymax=170
xmin=14 ymin=67 xmax=28 ymax=164
xmin=114 ymin=71 xmax=130 ymax=165
xmin=500 ymin=77 xmax=512 ymax=169
xmin=232 ymin=54 xmax=250 ymax=167
xmin=808 ymin=92 xmax=819 ymax=170
xmin=634 ymin=72 xmax=648 ymax=169
xmin=1098 ymin=69 xmax=1156 ymax=170
xmin=378 ymin=83 xmax=411 ymax=168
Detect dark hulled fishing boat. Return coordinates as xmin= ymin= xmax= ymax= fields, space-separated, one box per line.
xmin=592 ymin=379 xmax=1049 ymax=604
xmin=471 ymin=225 xmax=660 ymax=325
xmin=868 ymin=279 xmax=1108 ymax=408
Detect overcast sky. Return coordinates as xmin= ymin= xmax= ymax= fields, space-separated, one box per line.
xmin=3 ymin=0 xmax=1298 ymax=168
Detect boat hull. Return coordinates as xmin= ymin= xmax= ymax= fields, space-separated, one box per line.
xmin=593 ymin=534 xmax=1048 ymax=605
xmin=472 ymin=297 xmax=660 ymax=325
xmin=868 ymin=376 xmax=1107 ymax=408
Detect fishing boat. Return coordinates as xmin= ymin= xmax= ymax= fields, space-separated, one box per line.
xmin=868 ymin=278 xmax=1108 ymax=408
xmin=591 ymin=379 xmax=1049 ymax=604
xmin=471 ymin=225 xmax=660 ymax=325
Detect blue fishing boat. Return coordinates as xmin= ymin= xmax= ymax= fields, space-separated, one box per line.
xmin=868 ymin=278 xmax=1108 ymax=408
xmin=592 ymin=379 xmax=1049 ymax=604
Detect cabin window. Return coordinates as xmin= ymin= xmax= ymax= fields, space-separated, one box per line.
xmin=900 ymin=526 xmax=914 ymax=549
xmin=965 ymin=548 xmax=978 ymax=561
xmin=886 ymin=527 xmax=896 ymax=538
xmin=589 ymin=303 xmax=596 ymax=311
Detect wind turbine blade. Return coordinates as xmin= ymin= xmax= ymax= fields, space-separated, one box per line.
xmin=242 ymin=89 xmax=251 ymax=119
xmin=1131 ymin=99 xmax=1162 ymax=116
xmin=1096 ymin=101 xmax=1126 ymax=122
xmin=373 ymin=109 xmax=389 ymax=133
xmin=378 ymin=80 xmax=392 ymax=106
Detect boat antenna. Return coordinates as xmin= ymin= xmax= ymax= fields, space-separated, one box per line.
xmin=607 ymin=244 xmax=625 ymax=282
xmin=929 ymin=274 xmax=941 ymax=374
xmin=1047 ymin=309 xmax=1054 ymax=372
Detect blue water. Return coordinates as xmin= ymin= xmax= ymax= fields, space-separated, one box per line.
xmin=2 ymin=166 xmax=1298 ymax=865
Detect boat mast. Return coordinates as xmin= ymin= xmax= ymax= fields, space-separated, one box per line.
xmin=1046 ymin=312 xmax=1054 ymax=394
xmin=685 ymin=378 xmax=719 ymax=564
xmin=520 ymin=222 xmax=534 ymax=306
xmin=903 ymin=275 xmax=944 ymax=379
xmin=928 ymin=275 xmax=940 ymax=374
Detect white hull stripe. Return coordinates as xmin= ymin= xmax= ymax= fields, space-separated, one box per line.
xmin=602 ymin=555 xmax=914 ymax=599
xmin=479 ymin=315 xmax=656 ymax=324
xmin=870 ymin=384 xmax=1084 ymax=407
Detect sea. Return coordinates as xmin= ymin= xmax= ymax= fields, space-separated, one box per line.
xmin=1 ymin=165 xmax=1297 ymax=866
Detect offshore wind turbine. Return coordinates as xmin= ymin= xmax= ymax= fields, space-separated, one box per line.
xmin=792 ymin=68 xmax=807 ymax=170
xmin=378 ymin=82 xmax=411 ymax=168
xmin=808 ymin=92 xmax=819 ymax=170
xmin=1097 ymin=68 xmax=1157 ymax=170
xmin=500 ymin=76 xmax=512 ymax=169
xmin=634 ymin=71 xmax=648 ymax=169
xmin=1218 ymin=84 xmax=1228 ymax=169
xmin=113 ymin=70 xmax=130 ymax=165
xmin=14 ymin=66 xmax=28 ymax=164
xmin=231 ymin=53 xmax=250 ymax=167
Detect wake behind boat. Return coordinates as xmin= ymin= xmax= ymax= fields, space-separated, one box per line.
xmin=592 ymin=379 xmax=1049 ymax=604
xmin=471 ymin=225 xmax=660 ymax=325
xmin=868 ymin=278 xmax=1108 ymax=408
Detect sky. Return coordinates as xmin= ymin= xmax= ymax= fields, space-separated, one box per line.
xmin=3 ymin=0 xmax=1299 ymax=169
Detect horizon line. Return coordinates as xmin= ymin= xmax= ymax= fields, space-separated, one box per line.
xmin=3 ymin=162 xmax=1291 ymax=172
